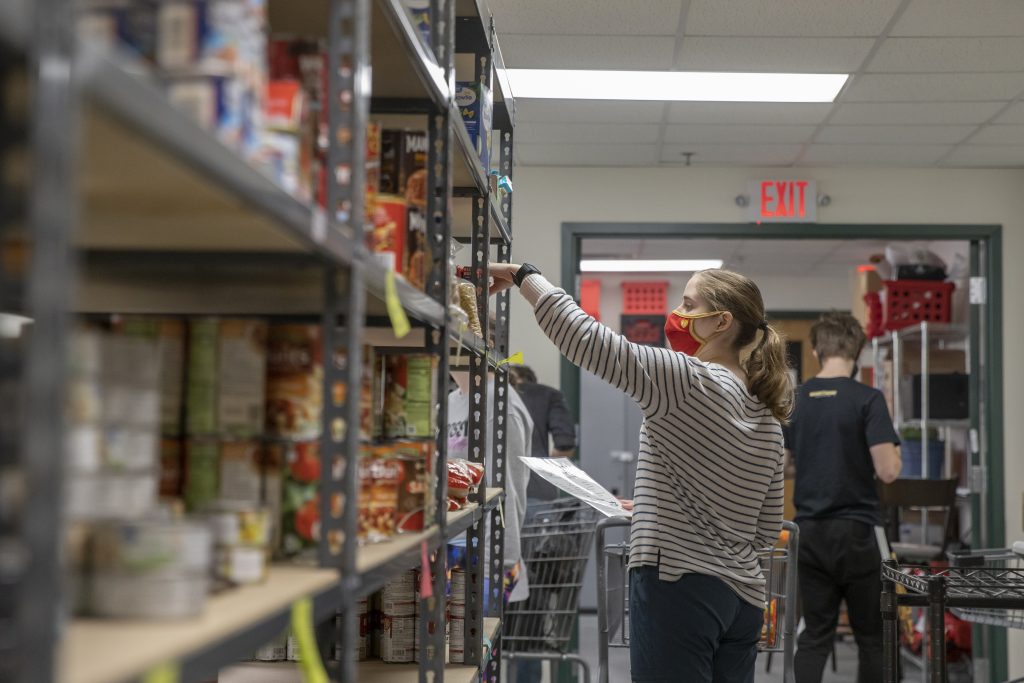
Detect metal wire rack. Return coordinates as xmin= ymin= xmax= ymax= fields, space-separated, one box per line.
xmin=503 ymin=500 xmax=600 ymax=683
xmin=596 ymin=518 xmax=799 ymax=683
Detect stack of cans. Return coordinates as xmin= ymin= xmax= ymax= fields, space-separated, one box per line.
xmin=381 ymin=571 xmax=417 ymax=663
xmin=448 ymin=568 xmax=466 ymax=664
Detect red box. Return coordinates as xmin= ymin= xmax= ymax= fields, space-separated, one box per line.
xmin=882 ymin=280 xmax=955 ymax=332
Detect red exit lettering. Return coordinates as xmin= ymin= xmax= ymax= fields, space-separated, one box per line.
xmin=760 ymin=180 xmax=810 ymax=219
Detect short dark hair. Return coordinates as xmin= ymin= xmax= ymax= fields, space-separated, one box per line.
xmin=810 ymin=312 xmax=866 ymax=361
xmin=509 ymin=364 xmax=537 ymax=385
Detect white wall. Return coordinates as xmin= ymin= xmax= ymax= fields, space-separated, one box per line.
xmin=507 ymin=165 xmax=1024 ymax=674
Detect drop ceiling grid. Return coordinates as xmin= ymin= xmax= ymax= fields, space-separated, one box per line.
xmin=492 ymin=0 xmax=1024 ymax=167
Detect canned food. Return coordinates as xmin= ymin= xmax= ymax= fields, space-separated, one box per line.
xmin=91 ymin=572 xmax=208 ymax=619
xmin=254 ymin=633 xmax=288 ymax=662
xmin=67 ymin=473 xmax=158 ymax=520
xmin=287 ymin=634 xmax=300 ymax=662
xmin=382 ymin=570 xmax=417 ymax=616
xmin=204 ymin=502 xmax=271 ymax=547
xmin=380 ymin=615 xmax=417 ymax=663
xmin=214 ymin=545 xmax=267 ymax=586
xmin=90 ymin=518 xmax=212 ymax=575
xmin=448 ymin=614 xmax=465 ymax=663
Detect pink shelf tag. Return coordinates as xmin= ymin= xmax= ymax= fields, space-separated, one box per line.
xmin=420 ymin=540 xmax=433 ymax=599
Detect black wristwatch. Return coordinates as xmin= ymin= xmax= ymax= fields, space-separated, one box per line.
xmin=513 ymin=263 xmax=541 ymax=287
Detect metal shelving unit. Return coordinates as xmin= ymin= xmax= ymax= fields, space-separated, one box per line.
xmin=1 ymin=0 xmax=515 ymax=680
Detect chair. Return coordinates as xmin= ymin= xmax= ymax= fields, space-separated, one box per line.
xmin=878 ymin=478 xmax=959 ymax=563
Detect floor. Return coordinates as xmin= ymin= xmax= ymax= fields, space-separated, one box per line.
xmin=527 ymin=614 xmax=863 ymax=683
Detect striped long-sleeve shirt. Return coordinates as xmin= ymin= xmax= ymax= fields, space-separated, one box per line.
xmin=523 ymin=275 xmax=785 ymax=608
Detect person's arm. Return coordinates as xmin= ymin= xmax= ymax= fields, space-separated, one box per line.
xmin=547 ymin=389 xmax=577 ymax=458
xmin=490 ymin=264 xmax=686 ymax=417
xmin=864 ymin=391 xmax=902 ymax=483
xmin=754 ymin=454 xmax=785 ymax=549
xmin=870 ymin=443 xmax=902 ymax=484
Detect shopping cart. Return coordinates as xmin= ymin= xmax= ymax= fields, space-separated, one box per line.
xmin=503 ymin=500 xmax=600 ymax=683
xmin=881 ymin=545 xmax=1024 ymax=683
xmin=596 ymin=518 xmax=800 ymax=683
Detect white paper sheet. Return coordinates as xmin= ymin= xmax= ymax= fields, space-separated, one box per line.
xmin=521 ymin=457 xmax=632 ymax=518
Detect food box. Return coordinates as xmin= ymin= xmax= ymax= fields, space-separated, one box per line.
xmin=266 ymin=324 xmax=323 ymax=440
xmin=331 ymin=345 xmax=379 ymax=441
xmin=455 ymin=81 xmax=492 ymax=169
xmin=160 ymin=438 xmax=183 ymax=497
xmin=185 ymin=438 xmax=221 ymax=511
xmin=380 ymin=129 xmax=428 ymax=210
xmin=394 ymin=441 xmax=430 ymax=533
xmin=366 ymin=122 xmax=382 ymax=224
xmin=358 ymin=446 xmax=401 ymax=543
xmin=405 ymin=208 xmax=429 ymax=291
xmin=186 ymin=319 xmax=267 ymax=438
xmin=367 ymin=194 xmax=408 ymax=274
xmin=274 ymin=440 xmax=322 ymax=557
xmin=382 ymin=353 xmax=436 ymax=439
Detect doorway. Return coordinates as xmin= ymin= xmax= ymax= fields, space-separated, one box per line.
xmin=560 ymin=222 xmax=1004 ymax=679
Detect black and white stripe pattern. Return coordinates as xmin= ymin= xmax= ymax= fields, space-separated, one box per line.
xmin=531 ymin=281 xmax=784 ymax=608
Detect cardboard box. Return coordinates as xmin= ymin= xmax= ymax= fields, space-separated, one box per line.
xmin=380 ymin=130 xmax=428 ymax=210
xmin=851 ymin=267 xmax=883 ymax=329
xmin=265 ymin=323 xmax=323 ymax=440
xmin=367 ymin=195 xmax=408 ymax=273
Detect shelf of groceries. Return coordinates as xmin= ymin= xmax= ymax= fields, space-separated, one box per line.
xmin=63 ymin=490 xmax=501 ymax=683
xmin=71 ymin=0 xmax=512 ymax=315
xmin=217 ymin=617 xmax=502 ymax=683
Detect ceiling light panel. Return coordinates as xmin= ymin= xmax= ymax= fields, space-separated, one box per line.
xmin=507 ymin=69 xmax=848 ymax=102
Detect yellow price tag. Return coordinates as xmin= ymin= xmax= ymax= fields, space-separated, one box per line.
xmin=142 ymin=663 xmax=179 ymax=683
xmin=384 ymin=269 xmax=411 ymax=339
xmin=496 ymin=351 xmax=524 ymax=367
xmin=290 ymin=598 xmax=329 ymax=683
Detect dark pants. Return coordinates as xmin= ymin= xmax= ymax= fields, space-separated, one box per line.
xmin=795 ymin=518 xmax=883 ymax=683
xmin=629 ymin=567 xmax=762 ymax=683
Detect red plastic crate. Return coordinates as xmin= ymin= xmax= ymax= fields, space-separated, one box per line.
xmin=882 ymin=279 xmax=955 ymax=332
xmin=864 ymin=291 xmax=884 ymax=339
xmin=622 ymin=281 xmax=668 ymax=315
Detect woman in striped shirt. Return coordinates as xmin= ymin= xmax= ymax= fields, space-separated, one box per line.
xmin=490 ymin=263 xmax=793 ymax=683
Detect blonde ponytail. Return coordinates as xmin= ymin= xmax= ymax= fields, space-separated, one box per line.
xmin=745 ymin=324 xmax=793 ymax=424
xmin=694 ymin=269 xmax=795 ymax=424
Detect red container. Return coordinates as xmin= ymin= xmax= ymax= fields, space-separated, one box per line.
xmin=864 ymin=291 xmax=884 ymax=339
xmin=882 ymin=280 xmax=955 ymax=332
xmin=622 ymin=281 xmax=668 ymax=315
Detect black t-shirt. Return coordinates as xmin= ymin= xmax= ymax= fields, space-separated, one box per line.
xmin=783 ymin=377 xmax=900 ymax=525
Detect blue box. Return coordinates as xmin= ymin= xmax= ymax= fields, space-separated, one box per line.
xmin=455 ymin=81 xmax=492 ymax=171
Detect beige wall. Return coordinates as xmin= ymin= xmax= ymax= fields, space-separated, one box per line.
xmin=507 ymin=165 xmax=1024 ymax=674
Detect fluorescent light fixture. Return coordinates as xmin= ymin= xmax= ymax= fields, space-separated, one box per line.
xmin=507 ymin=69 xmax=848 ymax=103
xmin=580 ymin=259 xmax=724 ymax=273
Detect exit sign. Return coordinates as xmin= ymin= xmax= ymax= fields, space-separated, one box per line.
xmin=748 ymin=180 xmax=817 ymax=223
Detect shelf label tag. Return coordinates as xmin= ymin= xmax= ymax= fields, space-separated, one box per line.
xmin=384 ymin=269 xmax=411 ymax=339
xmin=419 ymin=540 xmax=433 ymax=599
xmin=142 ymin=663 xmax=179 ymax=683
xmin=496 ymin=351 xmax=523 ymax=367
xmin=290 ymin=598 xmax=329 ymax=683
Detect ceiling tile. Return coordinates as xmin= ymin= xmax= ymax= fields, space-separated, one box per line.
xmin=799 ymin=144 xmax=950 ymax=165
xmin=515 ymin=99 xmax=666 ymax=124
xmin=892 ymin=0 xmax=1024 ymax=37
xmin=965 ymin=125 xmax=1024 ymax=145
xmin=830 ymin=102 xmax=1005 ymax=125
xmin=815 ymin=125 xmax=974 ymax=145
xmin=516 ymin=122 xmax=662 ymax=145
xmin=518 ymin=143 xmax=659 ymax=166
xmin=867 ymin=37 xmax=1024 ymax=73
xmin=675 ymin=37 xmax=872 ymax=72
xmin=489 ymin=0 xmax=681 ymax=36
xmin=499 ymin=34 xmax=675 ymax=70
xmin=664 ymin=124 xmax=816 ymax=144
xmin=995 ymin=102 xmax=1024 ymax=124
xmin=659 ymin=143 xmax=804 ymax=166
xmin=686 ymin=0 xmax=903 ymax=37
xmin=843 ymin=73 xmax=1024 ymax=102
xmin=667 ymin=102 xmax=833 ymax=125
xmin=940 ymin=145 xmax=1024 ymax=167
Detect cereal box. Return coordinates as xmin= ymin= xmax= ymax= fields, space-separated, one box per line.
xmin=367 ymin=195 xmax=407 ymax=274
xmin=266 ymin=324 xmax=323 ymax=440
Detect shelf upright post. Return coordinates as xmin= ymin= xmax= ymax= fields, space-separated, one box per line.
xmin=493 ymin=18 xmax=514 ymax=238
xmin=463 ymin=188 xmax=491 ymax=669
xmin=420 ymin=0 xmax=455 ymax=679
xmin=10 ymin=1 xmax=77 ymax=682
xmin=0 ymin=40 xmax=27 ymax=683
xmin=324 ymin=0 xmax=371 ymax=678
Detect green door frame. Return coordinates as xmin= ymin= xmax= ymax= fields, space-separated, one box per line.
xmin=559 ymin=221 xmax=1006 ymax=679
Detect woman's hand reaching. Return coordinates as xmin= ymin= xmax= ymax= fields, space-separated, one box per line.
xmin=488 ymin=262 xmax=522 ymax=296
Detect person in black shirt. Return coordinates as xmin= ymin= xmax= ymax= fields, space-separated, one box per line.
xmin=508 ymin=364 xmax=577 ymax=501
xmin=784 ymin=312 xmax=901 ymax=683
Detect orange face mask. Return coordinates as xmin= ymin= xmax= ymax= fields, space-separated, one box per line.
xmin=664 ymin=310 xmax=724 ymax=356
